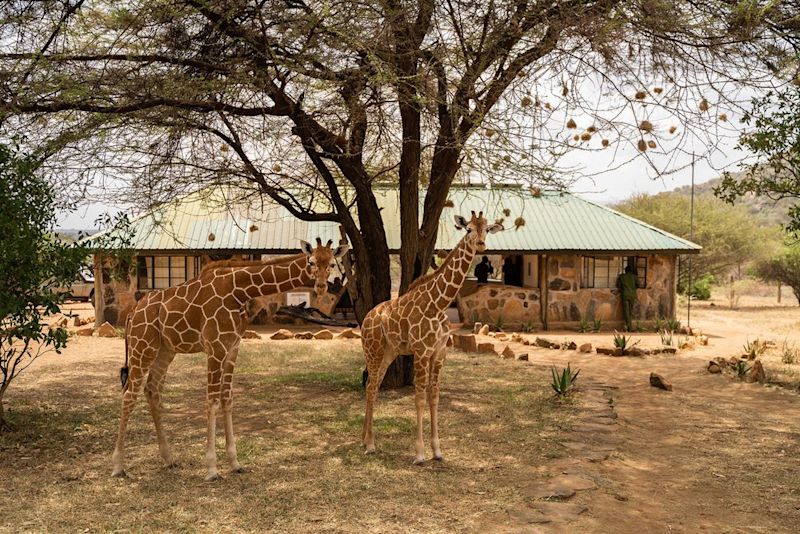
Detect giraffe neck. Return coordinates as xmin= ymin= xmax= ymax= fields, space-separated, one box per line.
xmin=231 ymin=254 xmax=313 ymax=303
xmin=421 ymin=235 xmax=476 ymax=312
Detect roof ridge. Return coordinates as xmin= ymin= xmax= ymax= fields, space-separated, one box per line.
xmin=572 ymin=194 xmax=701 ymax=249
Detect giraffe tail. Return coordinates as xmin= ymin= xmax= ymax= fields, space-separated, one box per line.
xmin=120 ymin=315 xmax=131 ymax=390
xmin=361 ymin=368 xmax=369 ymax=389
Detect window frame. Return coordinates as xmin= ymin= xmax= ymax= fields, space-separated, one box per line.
xmin=137 ymin=255 xmax=196 ymax=290
xmin=581 ymin=255 xmax=648 ymax=289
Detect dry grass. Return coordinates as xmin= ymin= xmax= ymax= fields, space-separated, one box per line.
xmin=0 ymin=340 xmax=572 ymax=533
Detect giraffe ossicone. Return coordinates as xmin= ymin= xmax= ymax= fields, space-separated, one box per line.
xmin=360 ymin=211 xmax=503 ymax=464
xmin=111 ymin=238 xmax=348 ymax=481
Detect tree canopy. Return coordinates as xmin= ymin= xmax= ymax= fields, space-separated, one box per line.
xmin=755 ymin=244 xmax=800 ymax=304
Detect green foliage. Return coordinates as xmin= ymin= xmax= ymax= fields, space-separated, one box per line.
xmin=592 ymin=318 xmax=602 ymax=332
xmin=617 ymin=193 xmax=781 ymax=286
xmin=521 ymin=320 xmax=535 ymax=333
xmin=715 ymin=87 xmax=800 ymax=234
xmin=666 ymin=318 xmax=681 ymax=332
xmin=735 ymin=360 xmax=752 ymax=379
xmin=660 ymin=329 xmax=675 ymax=347
xmin=0 ymin=143 xmax=87 ymax=429
xmin=550 ymin=364 xmax=580 ymax=397
xmin=612 ymin=331 xmax=639 ymax=351
xmin=653 ymin=317 xmax=665 ymax=332
xmin=578 ymin=318 xmax=591 ymax=333
xmin=781 ymin=340 xmax=797 ymax=365
xmin=754 ymin=245 xmax=800 ymax=304
xmin=494 ymin=315 xmax=505 ymax=331
xmin=689 ymin=274 xmax=714 ymax=300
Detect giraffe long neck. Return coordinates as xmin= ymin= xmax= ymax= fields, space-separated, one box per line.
xmin=425 ymin=235 xmax=476 ymax=312
xmin=232 ymin=254 xmax=313 ymax=303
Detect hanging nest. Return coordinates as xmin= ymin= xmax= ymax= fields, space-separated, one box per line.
xmin=208 ymin=233 xmax=216 ymax=242
xmin=635 ymin=90 xmax=647 ymax=100
xmin=639 ymin=120 xmax=654 ymax=132
xmin=587 ymin=125 xmax=597 ymax=133
xmin=521 ymin=96 xmax=533 ymax=107
xmin=503 ymin=155 xmax=511 ymax=162
xmin=514 ymin=216 xmax=526 ymax=230
xmin=529 ymin=186 xmax=542 ymax=197
xmin=484 ymin=128 xmax=496 ymax=137
xmin=653 ymin=87 xmax=663 ymax=94
xmin=502 ymin=208 xmax=511 ymax=217
xmin=669 ymin=125 xmax=678 ymax=134
xmin=718 ymin=113 xmax=728 ymax=122
xmin=249 ymin=225 xmax=259 ymax=232
xmin=444 ymin=199 xmax=454 ymax=208
xmin=272 ymin=163 xmax=282 ymax=173
xmin=602 ymin=139 xmax=610 ymax=147
xmin=580 ymin=132 xmax=592 ymax=141
xmin=562 ymin=83 xmax=569 ymax=97
xmin=699 ymin=98 xmax=710 ymax=112
xmin=220 ymin=144 xmax=230 ymax=152
xmin=572 ymin=134 xmax=580 ymax=142
xmin=647 ymin=140 xmax=657 ymax=149
xmin=566 ymin=118 xmax=577 ymax=129
xmin=544 ymin=102 xmax=552 ymax=110
xmin=492 ymin=162 xmax=500 ymax=170
xmin=637 ymin=139 xmax=647 ymax=152
xmin=521 ymin=153 xmax=528 ymax=159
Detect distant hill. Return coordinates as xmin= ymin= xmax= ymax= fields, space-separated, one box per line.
xmin=669 ymin=173 xmax=794 ymax=228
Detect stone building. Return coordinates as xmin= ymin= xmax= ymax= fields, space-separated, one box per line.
xmin=89 ymin=185 xmax=699 ymax=330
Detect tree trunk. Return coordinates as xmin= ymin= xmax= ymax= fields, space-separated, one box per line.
xmin=0 ymin=386 xmax=11 ymax=432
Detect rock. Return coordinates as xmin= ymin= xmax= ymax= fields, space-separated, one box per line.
xmin=627 ymin=347 xmax=646 ymax=357
xmin=501 ymin=345 xmax=516 ymax=359
xmin=517 ymin=353 xmax=529 ymax=361
xmin=495 ymin=333 xmax=508 ymax=341
xmin=72 ymin=316 xmax=82 ymax=327
xmin=242 ymin=330 xmax=261 ymax=339
xmin=473 ymin=322 xmax=483 ymax=334
xmin=294 ymin=332 xmax=314 ymax=340
xmin=487 ymin=332 xmax=496 ymax=338
xmin=49 ymin=316 xmax=68 ymax=329
xmin=511 ymin=333 xmax=523 ymax=343
xmin=649 ymin=372 xmax=673 ymax=391
xmin=697 ymin=335 xmax=709 ymax=346
xmin=526 ymin=502 xmax=588 ymax=524
xmin=707 ymin=361 xmax=722 ymax=374
xmin=564 ymin=341 xmax=577 ymax=351
xmin=76 ymin=327 xmax=94 ymax=337
xmin=578 ymin=343 xmax=593 ymax=353
xmin=270 ymin=329 xmax=293 ymax=340
xmin=728 ymin=356 xmax=740 ymax=367
xmin=313 ymin=329 xmax=334 ymax=340
xmin=596 ymin=347 xmax=615 ymax=355
xmin=477 ymin=342 xmax=497 ymax=355
xmin=660 ymin=346 xmax=677 ymax=354
xmin=478 ymin=324 xmax=490 ymax=336
xmin=535 ymin=337 xmax=559 ymax=349
xmin=337 ymin=328 xmax=360 ymax=339
xmin=522 ymin=339 xmax=531 ymax=345
xmin=679 ymin=340 xmax=695 ymax=350
xmin=456 ymin=334 xmax=478 ymax=353
xmin=746 ymin=360 xmax=766 ymax=384
xmin=96 ymin=322 xmax=117 ymax=338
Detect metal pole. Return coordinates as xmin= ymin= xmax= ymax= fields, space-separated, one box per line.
xmin=687 ymin=153 xmax=695 ymax=330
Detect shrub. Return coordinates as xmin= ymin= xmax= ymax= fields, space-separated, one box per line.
xmin=613 ymin=331 xmax=639 ymax=351
xmin=782 ymin=340 xmax=798 ymax=365
xmin=551 ymin=364 xmax=580 ymax=397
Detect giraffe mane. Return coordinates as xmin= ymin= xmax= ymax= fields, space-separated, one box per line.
xmin=407 ymin=235 xmax=465 ymax=291
xmin=200 ymin=253 xmax=305 ymax=273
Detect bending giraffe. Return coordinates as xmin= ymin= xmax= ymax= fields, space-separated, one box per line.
xmin=360 ymin=211 xmax=503 ymax=464
xmin=111 ymin=238 xmax=349 ymax=480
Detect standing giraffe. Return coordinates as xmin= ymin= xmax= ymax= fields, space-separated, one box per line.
xmin=111 ymin=238 xmax=349 ymax=480
xmin=360 ymin=211 xmax=503 ymax=464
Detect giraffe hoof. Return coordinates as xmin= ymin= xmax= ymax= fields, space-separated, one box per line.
xmin=111 ymin=469 xmax=127 ymax=478
xmin=233 ymin=466 xmax=249 ymax=474
xmin=165 ymin=461 xmax=179 ymax=469
xmin=364 ymin=448 xmax=376 ymax=456
xmin=204 ymin=473 xmax=224 ymax=482
xmin=412 ymin=457 xmax=426 ymax=466
xmin=433 ymin=455 xmax=444 ymax=462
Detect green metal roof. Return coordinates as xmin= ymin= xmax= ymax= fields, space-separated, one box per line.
xmin=90 ymin=185 xmax=700 ymax=254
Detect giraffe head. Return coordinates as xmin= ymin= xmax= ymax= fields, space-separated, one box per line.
xmin=454 ymin=211 xmax=504 ymax=253
xmin=300 ymin=238 xmax=351 ymax=296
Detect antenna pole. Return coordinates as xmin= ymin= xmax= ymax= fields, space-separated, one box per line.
xmin=687 ymin=153 xmax=695 ymax=330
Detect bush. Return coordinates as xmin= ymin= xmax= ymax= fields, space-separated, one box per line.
xmin=690 ymin=275 xmax=714 ymax=300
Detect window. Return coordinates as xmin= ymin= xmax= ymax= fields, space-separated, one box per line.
xmin=581 ymin=256 xmax=648 ymax=289
xmin=137 ymin=256 xmax=200 ymax=289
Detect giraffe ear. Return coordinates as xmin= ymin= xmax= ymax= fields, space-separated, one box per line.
xmin=300 ymin=240 xmax=314 ymax=255
xmin=487 ymin=223 xmax=504 ymax=234
xmin=454 ymin=215 xmax=468 ymax=230
xmin=332 ymin=244 xmax=350 ymax=258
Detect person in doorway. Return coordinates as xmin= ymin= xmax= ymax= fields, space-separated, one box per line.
xmin=616 ymin=264 xmax=641 ymax=331
xmin=474 ymin=256 xmax=493 ymax=284
xmin=502 ymin=256 xmax=516 ymax=285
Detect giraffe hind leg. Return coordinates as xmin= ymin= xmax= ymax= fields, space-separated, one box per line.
xmin=144 ymin=346 xmax=177 ymax=468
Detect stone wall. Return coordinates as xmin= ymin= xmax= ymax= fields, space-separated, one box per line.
xmin=456 ymin=284 xmax=542 ymax=330
xmin=546 ymin=254 xmax=675 ymax=328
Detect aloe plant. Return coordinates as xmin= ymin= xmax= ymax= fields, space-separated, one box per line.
xmin=494 ymin=315 xmax=505 ymax=331
xmin=613 ymin=331 xmax=639 ymax=352
xmin=735 ymin=360 xmax=751 ymax=379
xmin=578 ymin=318 xmax=591 ymax=333
xmin=660 ymin=329 xmax=675 ymax=347
xmin=742 ymin=339 xmax=767 ymax=360
xmin=653 ymin=317 xmax=665 ymax=333
xmin=666 ymin=318 xmax=681 ymax=332
xmin=592 ymin=318 xmax=603 ymax=332
xmin=551 ymin=364 xmax=580 ymax=396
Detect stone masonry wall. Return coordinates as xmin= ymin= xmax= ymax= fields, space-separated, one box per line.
xmin=456 ymin=284 xmax=542 ymax=329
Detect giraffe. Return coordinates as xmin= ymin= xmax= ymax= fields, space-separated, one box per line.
xmin=111 ymin=238 xmax=349 ymax=480
xmin=360 ymin=211 xmax=503 ymax=464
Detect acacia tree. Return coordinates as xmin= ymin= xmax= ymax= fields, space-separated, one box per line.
xmin=755 ymin=246 xmax=800 ymax=304
xmin=0 ymin=1 xmax=795 ymax=385
xmin=0 ymin=143 xmax=86 ymax=430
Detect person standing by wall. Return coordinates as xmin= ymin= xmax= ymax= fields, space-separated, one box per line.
xmin=616 ymin=264 xmax=641 ymax=332
xmin=474 ymin=256 xmax=493 ymax=284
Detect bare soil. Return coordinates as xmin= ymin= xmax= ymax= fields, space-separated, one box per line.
xmin=1 ymin=301 xmax=799 ymax=532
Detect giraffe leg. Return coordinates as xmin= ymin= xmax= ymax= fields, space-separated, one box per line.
xmin=111 ymin=346 xmax=157 ymax=477
xmin=362 ymin=354 xmax=391 ymax=454
xmin=428 ymin=349 xmax=446 ymax=462
xmin=220 ymin=345 xmax=245 ymax=473
xmin=204 ymin=344 xmax=225 ymax=482
xmin=412 ymin=350 xmax=433 ymax=465
xmin=144 ymin=346 xmax=177 ymax=467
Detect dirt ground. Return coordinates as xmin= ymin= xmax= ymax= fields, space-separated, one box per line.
xmin=1 ymin=300 xmax=799 ymax=532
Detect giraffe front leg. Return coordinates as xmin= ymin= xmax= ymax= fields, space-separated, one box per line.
xmin=428 ymin=350 xmax=446 ymax=462
xmin=145 ymin=347 xmax=177 ymax=468
xmin=220 ymin=348 xmax=245 ymax=473
xmin=205 ymin=363 xmax=223 ymax=482
xmin=412 ymin=351 xmax=432 ymax=465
